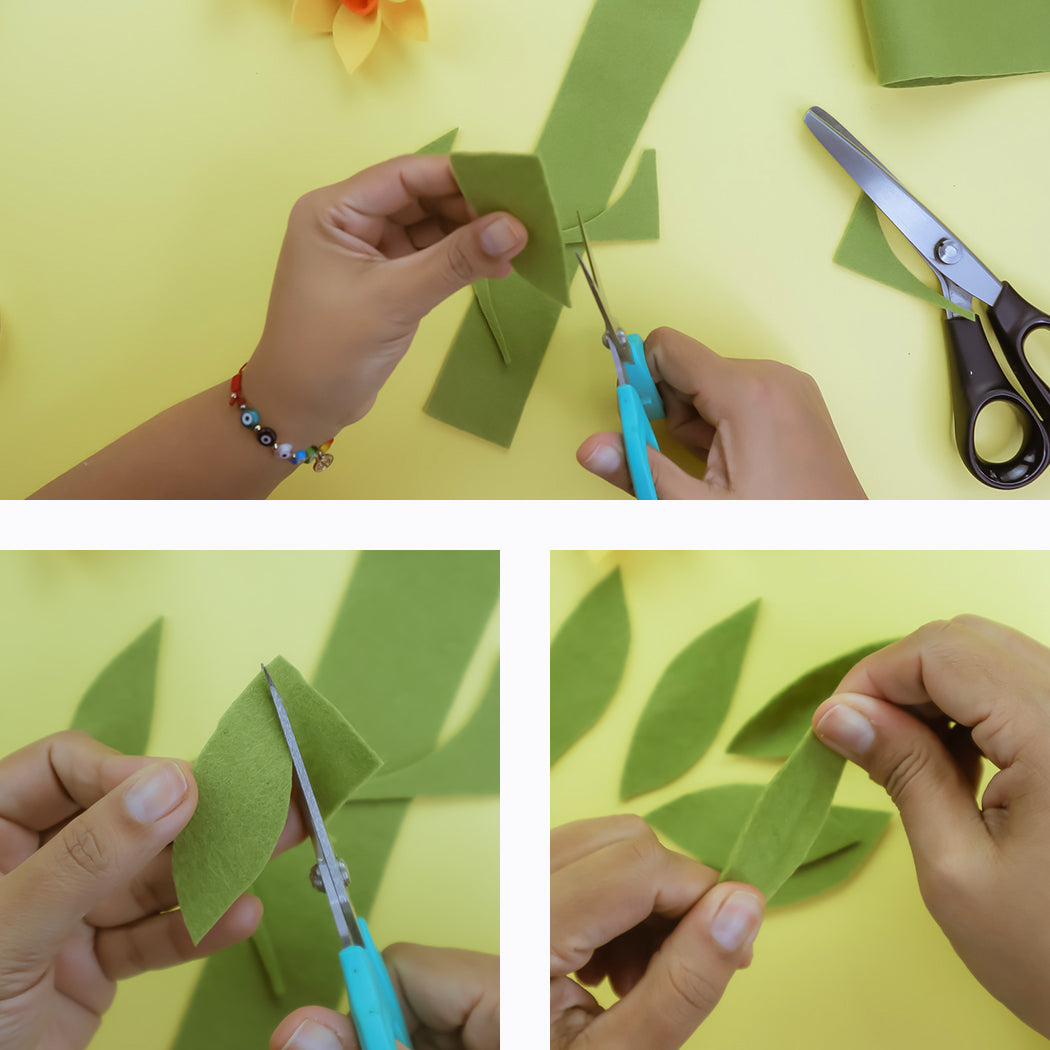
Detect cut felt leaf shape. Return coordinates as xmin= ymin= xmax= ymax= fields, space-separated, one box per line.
xmin=550 ymin=567 xmax=630 ymax=765
xmin=450 ymin=152 xmax=572 ymax=307
xmin=172 ymin=656 xmax=381 ymax=945
xmin=728 ymin=639 xmax=896 ymax=758
xmin=562 ymin=149 xmax=660 ymax=245
xmin=417 ymin=128 xmax=459 ymax=155
xmin=620 ymin=599 xmax=760 ymax=800
xmin=70 ymin=617 xmax=162 ymax=755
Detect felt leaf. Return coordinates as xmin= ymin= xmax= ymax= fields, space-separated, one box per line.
xmin=426 ymin=0 xmax=701 ymax=446
xmin=620 ymin=599 xmax=760 ymax=800
xmin=172 ymin=657 xmax=381 ymax=945
xmin=382 ymin=0 xmax=429 ymax=42
xmin=550 ymin=567 xmax=630 ymax=765
xmin=291 ymin=0 xmax=340 ymax=33
xmin=718 ymin=730 xmax=846 ymax=899
xmin=473 ymin=280 xmax=511 ymax=364
xmin=417 ymin=128 xmax=459 ymax=155
xmin=354 ymin=662 xmax=499 ymax=799
xmin=728 ymin=639 xmax=896 ymax=758
xmin=331 ymin=5 xmax=382 ymax=74
xmin=562 ymin=149 xmax=660 ymax=244
xmin=450 ymin=152 xmax=572 ymax=307
xmin=835 ymin=195 xmax=976 ymax=321
xmin=70 ymin=617 xmax=162 ymax=755
xmin=860 ymin=0 xmax=1050 ymax=87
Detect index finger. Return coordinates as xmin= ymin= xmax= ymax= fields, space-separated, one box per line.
xmin=336 ymin=154 xmax=462 ymax=219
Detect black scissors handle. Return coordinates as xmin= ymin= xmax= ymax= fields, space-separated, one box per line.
xmin=988 ymin=282 xmax=1050 ymax=420
xmin=946 ymin=313 xmax=1050 ymax=489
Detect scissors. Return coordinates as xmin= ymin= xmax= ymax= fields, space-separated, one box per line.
xmin=805 ymin=106 xmax=1050 ymax=490
xmin=262 ymin=664 xmax=412 ymax=1050
xmin=574 ymin=214 xmax=665 ymax=500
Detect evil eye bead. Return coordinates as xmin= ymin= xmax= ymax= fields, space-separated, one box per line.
xmin=240 ymin=408 xmax=260 ymax=428
xmin=275 ymin=442 xmax=293 ymax=460
xmin=256 ymin=426 xmax=277 ymax=447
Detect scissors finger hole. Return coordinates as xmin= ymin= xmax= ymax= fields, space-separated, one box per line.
xmin=973 ymin=399 xmax=1028 ymax=463
xmin=1021 ymin=325 xmax=1050 ymax=389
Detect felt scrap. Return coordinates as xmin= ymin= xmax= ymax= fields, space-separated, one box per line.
xmin=562 ymin=149 xmax=660 ymax=245
xmin=550 ymin=567 xmax=630 ymax=765
xmin=620 ymin=599 xmax=760 ymax=800
xmin=70 ymin=617 xmax=162 ymax=755
xmin=835 ymin=195 xmax=976 ymax=320
xmin=172 ymin=656 xmax=381 ymax=945
xmin=417 ymin=127 xmax=459 ymax=155
xmin=860 ymin=0 xmax=1050 ymax=87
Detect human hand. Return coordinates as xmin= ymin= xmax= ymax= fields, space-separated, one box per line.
xmin=0 ymin=730 xmax=278 ymax=1050
xmin=811 ymin=617 xmax=1050 ymax=1037
xmin=577 ymin=327 xmax=866 ymax=499
xmin=268 ymin=943 xmax=498 ymax=1050
xmin=245 ymin=154 xmax=527 ymax=447
xmin=550 ymin=816 xmax=764 ymax=1050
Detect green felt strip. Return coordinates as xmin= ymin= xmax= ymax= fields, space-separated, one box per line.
xmin=172 ymin=657 xmax=381 ymax=945
xmin=417 ymin=127 xmax=459 ymax=154
xmin=620 ymin=600 xmax=759 ymax=800
xmin=70 ymin=618 xmax=162 ymax=755
xmin=562 ymin=149 xmax=660 ymax=245
xmin=860 ymin=0 xmax=1050 ymax=87
xmin=354 ymin=661 xmax=499 ymax=799
xmin=451 ymin=152 xmax=571 ymax=307
xmin=473 ymin=279 xmax=512 ymax=364
xmin=835 ymin=196 xmax=976 ymax=320
xmin=551 ymin=568 xmax=630 ymax=765
xmin=425 ymin=0 xmax=700 ymax=446
xmin=728 ymin=639 xmax=896 ymax=758
xmin=718 ymin=730 xmax=846 ymax=899
xmin=250 ymin=910 xmax=286 ymax=999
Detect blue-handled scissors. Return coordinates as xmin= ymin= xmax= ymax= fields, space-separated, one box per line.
xmin=574 ymin=214 xmax=665 ymax=500
xmin=261 ymin=664 xmax=412 ymax=1050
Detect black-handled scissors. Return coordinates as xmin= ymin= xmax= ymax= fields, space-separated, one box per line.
xmin=805 ymin=106 xmax=1050 ymax=490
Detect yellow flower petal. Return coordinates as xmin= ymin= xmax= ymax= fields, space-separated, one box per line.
xmin=291 ymin=0 xmax=341 ymax=33
xmin=381 ymin=0 xmax=428 ymax=42
xmin=332 ymin=5 xmax=383 ymax=73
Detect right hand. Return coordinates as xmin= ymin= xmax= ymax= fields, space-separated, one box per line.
xmin=812 ymin=616 xmax=1050 ymax=1038
xmin=577 ymin=327 xmax=866 ymax=499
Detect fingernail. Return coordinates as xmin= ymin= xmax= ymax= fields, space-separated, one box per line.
xmin=281 ymin=1020 xmax=342 ymax=1050
xmin=711 ymin=890 xmax=764 ymax=953
xmin=582 ymin=443 xmax=622 ymax=475
xmin=481 ymin=217 xmax=521 ymax=256
xmin=124 ymin=761 xmax=188 ymax=824
xmin=815 ymin=703 xmax=875 ymax=758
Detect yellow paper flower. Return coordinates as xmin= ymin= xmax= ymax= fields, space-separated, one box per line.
xmin=292 ymin=0 xmax=429 ymax=75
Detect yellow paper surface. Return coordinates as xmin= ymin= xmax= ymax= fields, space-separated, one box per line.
xmin=552 ymin=551 xmax=1050 ymax=1048
xmin=2 ymin=1 xmax=1049 ymax=499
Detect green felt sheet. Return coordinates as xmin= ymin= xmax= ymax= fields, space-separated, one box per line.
xmin=718 ymin=730 xmax=846 ymax=899
xmin=250 ymin=911 xmax=286 ymax=999
xmin=70 ymin=618 xmax=162 ymax=755
xmin=451 ymin=152 xmax=571 ymax=307
xmin=473 ymin=279 xmax=511 ymax=364
xmin=425 ymin=0 xmax=701 ymax=446
xmin=860 ymin=0 xmax=1050 ymax=87
xmin=550 ymin=567 xmax=630 ymax=765
xmin=728 ymin=639 xmax=895 ymax=759
xmin=835 ymin=195 xmax=975 ymax=320
xmin=562 ymin=149 xmax=660 ymax=245
xmin=354 ymin=662 xmax=499 ymax=799
xmin=620 ymin=600 xmax=759 ymax=801
xmin=418 ymin=127 xmax=459 ymax=155
xmin=172 ymin=657 xmax=381 ymax=945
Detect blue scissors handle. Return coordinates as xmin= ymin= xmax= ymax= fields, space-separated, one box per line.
xmin=618 ymin=384 xmax=660 ymax=500
xmin=339 ymin=918 xmax=413 ymax=1050
xmin=621 ymin=333 xmax=664 ymax=422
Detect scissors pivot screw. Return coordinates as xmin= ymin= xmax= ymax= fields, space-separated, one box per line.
xmin=310 ymin=858 xmax=350 ymax=892
xmin=935 ymin=238 xmax=962 ymax=265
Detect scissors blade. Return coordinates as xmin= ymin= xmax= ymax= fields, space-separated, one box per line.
xmin=576 ymin=212 xmax=631 ymax=361
xmin=261 ymin=664 xmax=361 ymax=948
xmin=804 ymin=106 xmax=1003 ymax=308
xmin=575 ymin=253 xmax=629 ymax=385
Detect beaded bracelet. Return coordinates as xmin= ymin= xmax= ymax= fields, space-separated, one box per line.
xmin=229 ymin=365 xmax=335 ymax=472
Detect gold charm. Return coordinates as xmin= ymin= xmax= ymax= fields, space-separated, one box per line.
xmin=313 ymin=453 xmax=334 ymax=473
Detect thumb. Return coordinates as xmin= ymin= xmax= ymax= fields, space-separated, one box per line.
xmin=392 ymin=212 xmax=527 ymax=320
xmin=576 ymin=433 xmax=722 ymax=500
xmin=0 ymin=760 xmax=196 ymax=971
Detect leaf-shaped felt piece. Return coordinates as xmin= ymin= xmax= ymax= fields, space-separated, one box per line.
xmin=450 ymin=152 xmax=572 ymax=307
xmin=562 ymin=149 xmax=660 ymax=245
xmin=473 ymin=280 xmax=511 ymax=364
xmin=550 ymin=568 xmax=630 ymax=765
xmin=332 ymin=5 xmax=382 ymax=75
xmin=70 ymin=618 xmax=162 ymax=755
xmin=382 ymin=0 xmax=429 ymax=42
xmin=620 ymin=600 xmax=760 ymax=800
xmin=718 ymin=730 xmax=846 ymax=899
xmin=417 ymin=128 xmax=459 ymax=155
xmin=172 ymin=657 xmax=381 ymax=945
xmin=728 ymin=639 xmax=896 ymax=758
xmin=354 ymin=662 xmax=499 ymax=799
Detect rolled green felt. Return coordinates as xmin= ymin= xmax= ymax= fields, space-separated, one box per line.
xmin=860 ymin=0 xmax=1050 ymax=87
xmin=562 ymin=149 xmax=660 ymax=245
xmin=728 ymin=639 xmax=896 ymax=758
xmin=473 ymin=279 xmax=512 ymax=364
xmin=451 ymin=152 xmax=571 ymax=307
xmin=718 ymin=730 xmax=846 ymax=899
xmin=551 ymin=567 xmax=630 ymax=765
xmin=70 ymin=617 xmax=162 ymax=755
xmin=620 ymin=599 xmax=759 ymax=800
xmin=417 ymin=127 xmax=459 ymax=155
xmin=172 ymin=657 xmax=381 ymax=945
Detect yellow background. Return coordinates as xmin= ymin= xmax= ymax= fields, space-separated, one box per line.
xmin=2 ymin=1 xmax=1050 ymax=497
xmin=0 ymin=551 xmax=498 ymax=1049
xmin=551 ymin=550 xmax=1050 ymax=1047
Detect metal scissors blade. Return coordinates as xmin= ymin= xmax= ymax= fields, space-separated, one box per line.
xmin=261 ymin=663 xmax=362 ymax=949
xmin=804 ymin=106 xmax=1003 ymax=309
xmin=574 ymin=212 xmax=632 ymax=364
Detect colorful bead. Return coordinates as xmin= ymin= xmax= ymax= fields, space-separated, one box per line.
xmin=240 ymin=409 xmax=260 ymax=428
xmin=293 ymin=450 xmax=307 ymax=465
xmin=275 ymin=443 xmax=293 ymax=460
xmin=257 ymin=426 xmax=277 ymax=447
